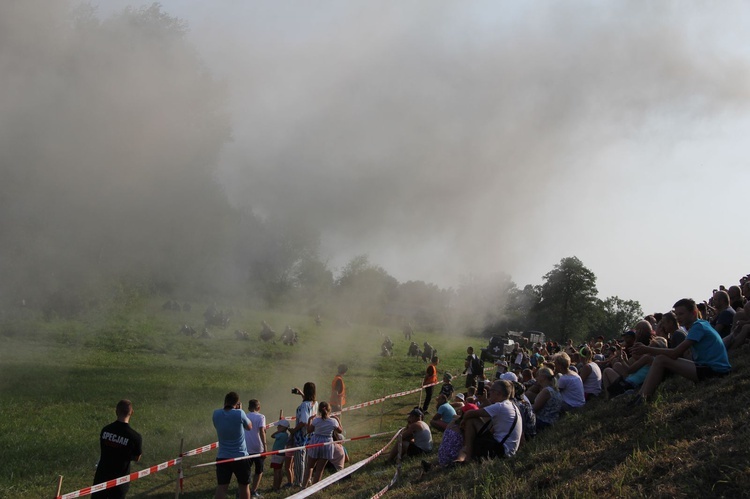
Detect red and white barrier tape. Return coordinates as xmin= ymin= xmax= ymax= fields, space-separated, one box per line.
xmin=190 ymin=430 xmax=396 ymax=468
xmin=58 ymin=364 xmax=490 ymax=497
xmin=287 ymin=429 xmax=404 ymax=499
xmin=371 ymin=431 xmax=403 ymax=499
xmin=57 ymin=458 xmax=181 ymax=499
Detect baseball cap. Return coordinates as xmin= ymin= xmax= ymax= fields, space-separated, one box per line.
xmin=499 ymin=372 xmax=518 ymax=382
xmin=277 ymin=419 xmax=290 ymax=428
xmin=409 ymin=408 xmax=424 ymax=418
xmin=454 ymin=393 xmax=465 ymax=401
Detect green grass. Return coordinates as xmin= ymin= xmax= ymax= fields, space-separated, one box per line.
xmin=3 ymin=301 xmax=750 ymax=498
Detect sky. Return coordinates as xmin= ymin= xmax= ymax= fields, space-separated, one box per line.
xmin=99 ymin=1 xmax=749 ymax=314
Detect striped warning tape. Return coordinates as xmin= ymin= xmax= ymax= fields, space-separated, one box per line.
xmin=57 ymin=366 xmax=492 ymax=497
xmin=190 ymin=430 xmax=396 ymax=468
xmin=286 ymin=429 xmax=404 ymax=499
xmin=57 ymin=458 xmax=181 ymax=499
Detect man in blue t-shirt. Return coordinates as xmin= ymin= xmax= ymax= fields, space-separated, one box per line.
xmin=213 ymin=392 xmax=253 ymax=499
xmin=631 ymin=298 xmax=731 ymax=404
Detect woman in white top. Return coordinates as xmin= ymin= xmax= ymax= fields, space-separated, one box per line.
xmin=578 ymin=347 xmax=602 ymax=399
xmin=302 ymin=401 xmax=342 ymax=486
xmin=554 ymin=352 xmax=586 ymax=410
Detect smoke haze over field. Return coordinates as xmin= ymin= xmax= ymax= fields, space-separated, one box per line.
xmin=3 ymin=1 xmax=750 ymax=313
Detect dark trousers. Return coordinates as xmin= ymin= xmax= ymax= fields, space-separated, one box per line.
xmin=422 ymin=386 xmax=433 ymax=412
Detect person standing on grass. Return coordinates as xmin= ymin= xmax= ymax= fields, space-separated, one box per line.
xmin=330 ymin=364 xmax=347 ymax=413
xmin=269 ymin=420 xmax=291 ymax=491
xmin=212 ymin=392 xmax=252 ymax=499
xmin=464 ymin=347 xmax=481 ymax=389
xmin=92 ymin=399 xmax=142 ymax=499
xmin=290 ymin=382 xmax=317 ymax=487
xmin=244 ymin=399 xmax=267 ymax=498
xmin=630 ymin=298 xmax=731 ymax=405
xmin=421 ymin=356 xmax=439 ymax=413
xmin=301 ymin=401 xmax=343 ymax=486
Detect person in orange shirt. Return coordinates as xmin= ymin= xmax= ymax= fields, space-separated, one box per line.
xmin=330 ymin=364 xmax=348 ymax=412
xmin=421 ymin=356 xmax=439 ymax=413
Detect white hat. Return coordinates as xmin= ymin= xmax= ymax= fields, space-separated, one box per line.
xmin=499 ymin=372 xmax=518 ymax=382
xmin=455 ymin=393 xmax=465 ymax=401
xmin=277 ymin=419 xmax=290 ymax=428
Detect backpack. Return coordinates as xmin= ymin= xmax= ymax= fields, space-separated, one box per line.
xmin=471 ymin=355 xmax=484 ymax=375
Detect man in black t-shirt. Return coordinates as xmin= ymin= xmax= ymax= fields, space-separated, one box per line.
xmin=464 ymin=347 xmax=481 ymax=389
xmin=93 ymin=399 xmax=143 ymax=499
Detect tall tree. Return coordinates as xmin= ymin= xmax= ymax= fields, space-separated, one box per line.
xmin=531 ymin=256 xmax=599 ymax=342
xmin=592 ymin=296 xmax=644 ymax=338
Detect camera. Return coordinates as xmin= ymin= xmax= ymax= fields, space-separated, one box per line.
xmin=291 ymin=387 xmax=301 ymax=395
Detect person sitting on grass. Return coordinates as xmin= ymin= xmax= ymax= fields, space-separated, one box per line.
xmin=724 ymin=301 xmax=750 ymax=351
xmin=554 ymin=352 xmax=586 ymax=412
xmin=385 ymin=408 xmax=433 ymax=463
xmin=454 ymin=380 xmax=522 ymax=463
xmin=532 ymin=367 xmax=562 ymax=432
xmin=429 ymin=394 xmax=457 ymax=432
xmin=578 ymin=347 xmax=602 ymax=400
xmin=512 ymin=381 xmax=536 ymax=442
xmin=629 ymin=298 xmax=731 ymax=405
xmin=602 ymin=337 xmax=666 ymax=399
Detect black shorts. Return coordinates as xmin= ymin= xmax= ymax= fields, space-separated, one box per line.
xmin=216 ymin=460 xmax=252 ymax=486
xmin=249 ymin=456 xmax=265 ymax=475
xmin=406 ymin=443 xmax=428 ymax=457
xmin=473 ymin=425 xmax=506 ymax=460
xmin=696 ymin=365 xmax=730 ymax=381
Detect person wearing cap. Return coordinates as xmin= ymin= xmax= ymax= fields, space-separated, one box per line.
xmin=269 ymin=419 xmax=291 ymax=491
xmin=430 ymin=394 xmax=457 ymax=432
xmin=386 ymin=408 xmax=432 ymax=463
xmin=493 ymin=359 xmax=509 ymax=380
xmin=330 ymin=364 xmax=348 ymax=412
xmin=439 ymin=372 xmax=454 ymax=400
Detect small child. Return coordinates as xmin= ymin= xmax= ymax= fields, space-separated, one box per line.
xmin=270 ymin=419 xmax=292 ymax=490
xmin=439 ymin=372 xmax=454 ymax=400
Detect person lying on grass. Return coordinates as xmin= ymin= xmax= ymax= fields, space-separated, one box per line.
xmin=454 ymin=380 xmax=522 ymax=463
xmin=630 ymin=298 xmax=731 ymax=404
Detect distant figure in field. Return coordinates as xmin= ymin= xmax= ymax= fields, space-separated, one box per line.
xmin=315 ymin=315 xmax=322 ymax=326
xmin=403 ymin=322 xmax=414 ymax=341
xmin=280 ymin=325 xmax=298 ymax=345
xmin=212 ymin=392 xmax=252 ymax=499
xmin=92 ymin=399 xmax=142 ymax=499
xmin=407 ymin=341 xmax=421 ymax=357
xmin=330 ymin=364 xmax=348 ymax=412
xmin=381 ymin=336 xmax=394 ymax=357
xmin=422 ymin=342 xmax=435 ymax=362
xmin=259 ymin=321 xmax=276 ymax=342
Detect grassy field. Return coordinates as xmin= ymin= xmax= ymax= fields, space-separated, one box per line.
xmin=2 ymin=301 xmax=750 ymax=498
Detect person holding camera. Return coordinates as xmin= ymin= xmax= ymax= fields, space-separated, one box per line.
xmin=212 ymin=392 xmax=253 ymax=499
xmin=290 ymin=383 xmax=317 ymax=487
